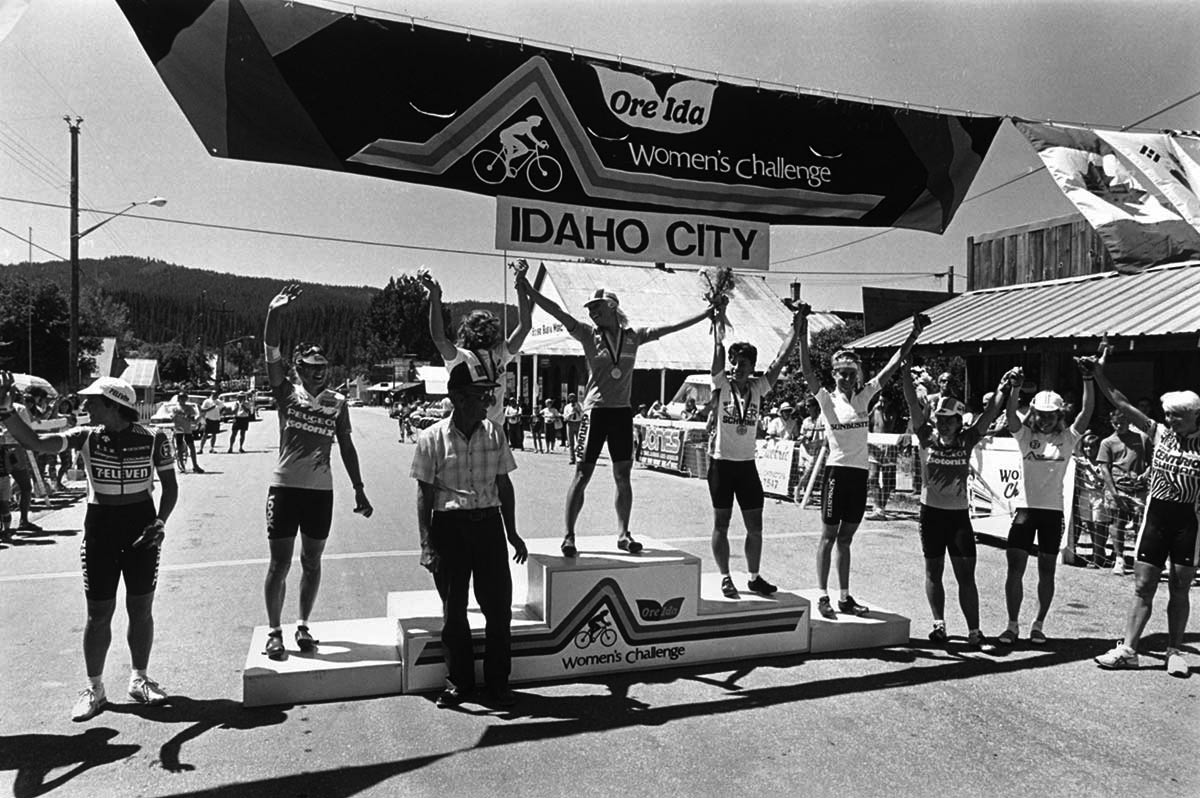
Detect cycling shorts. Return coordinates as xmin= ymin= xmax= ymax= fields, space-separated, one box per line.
xmin=266 ymin=486 xmax=334 ymax=541
xmin=204 ymin=419 xmax=221 ymax=435
xmin=81 ymin=500 xmax=160 ymax=601
xmin=1007 ymin=508 xmax=1064 ymax=555
xmin=707 ymin=459 xmax=764 ymax=511
xmin=1134 ymin=497 xmax=1199 ymax=569
xmin=820 ymin=466 xmax=868 ymax=525
xmin=919 ymin=505 xmax=976 ymax=559
xmin=576 ymin=407 xmax=634 ymax=465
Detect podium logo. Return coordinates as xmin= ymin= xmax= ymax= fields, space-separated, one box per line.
xmin=573 ymin=610 xmax=619 ymax=650
xmin=636 ymin=597 xmax=684 ymax=622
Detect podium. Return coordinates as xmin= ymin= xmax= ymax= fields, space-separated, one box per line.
xmin=243 ymin=536 xmax=908 ymax=706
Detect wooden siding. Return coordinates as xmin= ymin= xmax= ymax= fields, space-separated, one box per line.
xmin=967 ymin=214 xmax=1114 ymax=289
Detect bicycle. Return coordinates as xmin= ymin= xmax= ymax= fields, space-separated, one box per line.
xmin=472 ymin=143 xmax=563 ymax=193
xmin=573 ymin=611 xmax=618 ymax=649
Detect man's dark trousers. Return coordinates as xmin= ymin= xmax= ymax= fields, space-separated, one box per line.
xmin=431 ymin=509 xmax=513 ymax=692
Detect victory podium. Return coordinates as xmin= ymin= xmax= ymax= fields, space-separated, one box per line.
xmin=243 ymin=536 xmax=909 ymax=706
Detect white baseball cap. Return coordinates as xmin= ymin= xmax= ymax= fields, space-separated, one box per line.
xmin=78 ymin=376 xmax=137 ymax=410
xmin=1030 ymin=390 xmax=1065 ymax=413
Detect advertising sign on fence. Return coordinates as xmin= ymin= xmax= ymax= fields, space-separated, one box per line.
xmin=756 ymin=439 xmax=799 ymax=498
xmin=639 ymin=424 xmax=688 ymax=470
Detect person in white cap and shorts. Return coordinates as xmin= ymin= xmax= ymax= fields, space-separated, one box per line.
xmin=519 ymin=272 xmax=714 ymax=556
xmin=0 ymin=372 xmax=177 ymax=721
xmin=903 ymin=366 xmax=1018 ymax=647
xmin=799 ymin=313 xmax=928 ymax=620
xmin=996 ymin=361 xmax=1095 ymax=646
xmin=260 ymin=284 xmax=373 ymax=661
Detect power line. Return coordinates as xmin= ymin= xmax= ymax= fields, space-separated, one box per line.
xmin=0 ymin=222 xmax=65 ymax=260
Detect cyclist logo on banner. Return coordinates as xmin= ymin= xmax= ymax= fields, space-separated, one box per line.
xmin=473 ymin=114 xmax=563 ymax=193
xmin=574 ymin=609 xmax=618 ymax=649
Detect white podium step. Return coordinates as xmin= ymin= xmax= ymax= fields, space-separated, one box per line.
xmin=241 ymin=537 xmax=912 ymax=705
xmin=796 ymin=589 xmax=911 ymax=654
xmin=242 ymin=618 xmax=404 ymax=708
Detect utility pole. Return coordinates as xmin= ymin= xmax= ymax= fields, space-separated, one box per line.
xmin=66 ymin=116 xmax=82 ymax=390
xmin=947 ymin=264 xmax=955 ymax=294
xmin=28 ymin=227 xmax=33 ymax=373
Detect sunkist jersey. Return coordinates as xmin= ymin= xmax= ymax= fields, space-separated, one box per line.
xmin=272 ymin=380 xmax=351 ymax=491
xmin=60 ymin=423 xmax=174 ymax=504
xmin=573 ymin=323 xmax=649 ymax=410
xmin=815 ymin=379 xmax=882 ymax=470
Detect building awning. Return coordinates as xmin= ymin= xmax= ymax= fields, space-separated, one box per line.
xmin=850 ymin=260 xmax=1200 ymax=353
xmin=366 ymin=381 xmax=421 ymax=392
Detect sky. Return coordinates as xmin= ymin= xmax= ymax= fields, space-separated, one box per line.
xmin=1 ymin=0 xmax=1198 ymax=312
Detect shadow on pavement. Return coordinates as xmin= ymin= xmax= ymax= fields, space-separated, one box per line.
xmin=472 ymin=635 xmax=1120 ymax=747
xmin=134 ymin=755 xmax=454 ymax=797
xmin=0 ymin=526 xmax=81 ymax=548
xmin=106 ymin=697 xmax=291 ymax=774
xmin=0 ymin=727 xmax=140 ymax=798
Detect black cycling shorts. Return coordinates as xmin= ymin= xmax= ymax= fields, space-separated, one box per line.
xmin=1134 ymin=497 xmax=1199 ymax=569
xmin=81 ymin=500 xmax=160 ymax=601
xmin=820 ymin=466 xmax=868 ymax=525
xmin=707 ymin=459 xmax=765 ymax=511
xmin=576 ymin=407 xmax=635 ymax=465
xmin=1007 ymin=508 xmax=1064 ymax=555
xmin=266 ymin=486 xmax=335 ymax=541
xmin=204 ymin=419 xmax=221 ymax=435
xmin=919 ymin=505 xmax=976 ymax=559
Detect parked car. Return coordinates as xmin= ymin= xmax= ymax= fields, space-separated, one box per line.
xmin=254 ymin=390 xmax=276 ymax=410
xmin=347 ymin=397 xmax=364 ymax=408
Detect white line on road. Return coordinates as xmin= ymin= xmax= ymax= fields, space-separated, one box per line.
xmin=0 ymin=531 xmax=822 ymax=583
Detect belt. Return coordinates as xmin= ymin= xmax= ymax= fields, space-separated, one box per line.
xmin=436 ymin=507 xmax=501 ymax=521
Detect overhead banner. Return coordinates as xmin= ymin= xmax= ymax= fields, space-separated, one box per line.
xmin=497 ymin=197 xmax=769 ymax=268
xmin=1014 ymin=121 xmax=1200 ymax=272
xmin=118 ymin=0 xmax=1002 ymax=231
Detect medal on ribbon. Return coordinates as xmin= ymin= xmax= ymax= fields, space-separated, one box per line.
xmin=730 ymin=379 xmax=752 ymax=435
xmin=601 ymin=329 xmax=625 ymax=380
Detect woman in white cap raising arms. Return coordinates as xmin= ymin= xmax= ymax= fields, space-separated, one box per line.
xmin=0 ymin=372 xmax=177 ymax=721
xmin=261 ymin=284 xmax=373 ymax=661
xmin=798 ymin=313 xmax=928 ymax=619
xmin=519 ymin=272 xmax=713 ymax=555
xmin=996 ymin=361 xmax=1094 ymax=646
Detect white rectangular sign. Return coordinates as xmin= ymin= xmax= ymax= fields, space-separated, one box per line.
xmin=496 ymin=196 xmax=770 ymax=269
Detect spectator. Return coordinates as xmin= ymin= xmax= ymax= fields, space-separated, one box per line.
xmin=767 ymin=403 xmax=798 ymax=440
xmin=199 ymin=391 xmax=222 ymax=453
xmin=165 ymin=391 xmax=203 ymax=474
xmin=1095 ymin=409 xmax=1150 ymax=576
xmin=563 ymin=394 xmax=583 ymax=464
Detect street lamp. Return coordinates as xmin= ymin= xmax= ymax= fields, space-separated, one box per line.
xmin=68 ymin=196 xmax=167 ymax=390
xmin=219 ymin=335 xmax=256 ymax=388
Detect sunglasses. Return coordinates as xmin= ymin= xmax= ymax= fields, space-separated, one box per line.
xmin=835 ymin=369 xmax=858 ymax=378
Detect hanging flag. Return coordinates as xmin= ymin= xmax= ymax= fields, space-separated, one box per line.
xmin=1014 ymin=120 xmax=1200 ymax=272
xmin=116 ymin=0 xmax=1001 ymax=233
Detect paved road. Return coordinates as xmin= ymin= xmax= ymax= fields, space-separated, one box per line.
xmin=1 ymin=407 xmax=1195 ymax=797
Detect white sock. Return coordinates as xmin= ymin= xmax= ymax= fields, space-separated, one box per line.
xmin=932 ymin=620 xmax=946 ymax=629
xmin=297 ymin=619 xmax=309 ymax=629
xmin=719 ymin=572 xmax=730 ymax=579
xmin=270 ymin=625 xmax=282 ymax=635
xmin=839 ymin=589 xmax=850 ymax=601
xmin=131 ymin=668 xmax=147 ymax=682
xmin=88 ymin=674 xmax=103 ymax=690
xmin=749 ymin=572 xmax=759 ymax=581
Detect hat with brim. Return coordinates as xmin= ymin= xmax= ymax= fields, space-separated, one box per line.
xmin=780 ymin=402 xmax=795 ymax=412
xmin=78 ymin=376 xmax=137 ymax=410
xmin=1030 ymin=390 xmax=1064 ymax=413
xmin=295 ymin=344 xmax=328 ymax=366
xmin=447 ymin=361 xmax=498 ymax=392
xmin=584 ymin=289 xmax=619 ymax=308
xmin=933 ymin=396 xmax=966 ymax=417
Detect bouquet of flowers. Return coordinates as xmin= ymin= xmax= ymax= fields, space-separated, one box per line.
xmin=701 ymin=266 xmax=736 ymax=342
xmin=508 ymin=258 xmax=530 ymax=278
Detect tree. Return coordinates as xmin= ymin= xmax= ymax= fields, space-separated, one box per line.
xmin=0 ymin=277 xmax=72 ymax=388
xmin=359 ymin=274 xmax=448 ymax=365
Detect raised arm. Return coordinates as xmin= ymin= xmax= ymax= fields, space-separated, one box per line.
xmin=516 ymin=269 xmax=581 ymax=334
xmin=901 ymin=365 xmax=924 ymax=424
xmin=797 ymin=311 xmax=820 ymax=392
xmin=711 ymin=333 xmax=725 ymax=378
xmin=644 ymin=305 xmax=712 ymax=343
xmin=875 ymin=314 xmax=929 ymax=387
xmin=417 ymin=269 xmax=458 ymax=361
xmin=764 ymin=309 xmax=805 ymax=387
xmin=506 ymin=264 xmax=534 ymax=354
xmin=1071 ymin=357 xmax=1097 ymax=435
xmin=1089 ymin=347 xmax=1152 ymax=435
xmin=970 ymin=369 xmax=1019 ymax=435
xmin=1006 ymin=370 xmax=1024 ymax=434
xmin=264 ymin=283 xmax=301 ymax=388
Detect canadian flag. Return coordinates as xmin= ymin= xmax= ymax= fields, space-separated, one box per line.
xmin=1014 ymin=120 xmax=1200 ymax=272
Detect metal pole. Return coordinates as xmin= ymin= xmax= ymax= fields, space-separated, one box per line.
xmin=66 ymin=116 xmax=82 ymax=391
xmin=27 ymin=227 xmax=33 ymax=373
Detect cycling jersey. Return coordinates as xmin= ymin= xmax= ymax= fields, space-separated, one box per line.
xmin=573 ymin=323 xmax=649 ymax=410
xmin=815 ymin=380 xmax=882 ymax=470
xmin=1146 ymin=422 xmax=1200 ymax=504
xmin=272 ymin=380 xmax=350 ymax=491
xmin=59 ymin=423 xmax=175 ymax=504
